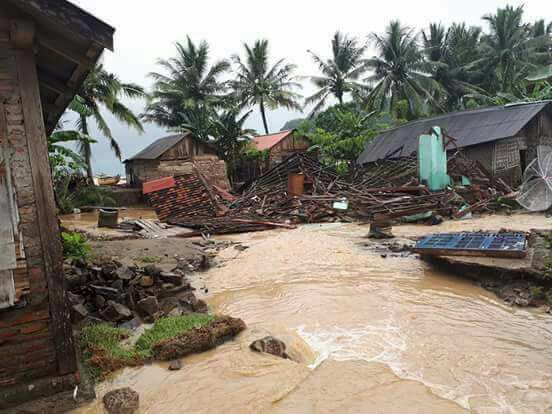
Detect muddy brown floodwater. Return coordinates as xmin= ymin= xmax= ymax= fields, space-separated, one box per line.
xmin=76 ymin=213 xmax=552 ymax=414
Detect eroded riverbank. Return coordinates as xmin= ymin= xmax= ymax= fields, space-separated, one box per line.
xmin=76 ymin=213 xmax=552 ymax=413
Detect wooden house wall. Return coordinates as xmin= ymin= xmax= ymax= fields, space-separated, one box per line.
xmin=268 ymin=134 xmax=310 ymax=164
xmin=126 ymin=138 xmax=225 ymax=189
xmin=0 ymin=21 xmax=76 ymax=399
xmin=159 ymin=136 xmax=217 ymax=161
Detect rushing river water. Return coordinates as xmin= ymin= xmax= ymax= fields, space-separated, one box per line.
xmin=77 ymin=214 xmax=552 ymax=414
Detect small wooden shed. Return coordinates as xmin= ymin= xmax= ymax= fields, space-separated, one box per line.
xmin=237 ymin=129 xmax=312 ymax=181
xmin=125 ymin=132 xmax=230 ymax=190
xmin=0 ymin=0 xmax=113 ymax=407
xmin=252 ymin=129 xmax=311 ymax=165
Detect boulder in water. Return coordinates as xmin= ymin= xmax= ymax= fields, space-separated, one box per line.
xmin=103 ymin=387 xmax=139 ymax=414
xmin=250 ymin=336 xmax=289 ymax=359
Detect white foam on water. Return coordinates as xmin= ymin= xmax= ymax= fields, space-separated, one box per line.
xmin=295 ymin=323 xmax=479 ymax=411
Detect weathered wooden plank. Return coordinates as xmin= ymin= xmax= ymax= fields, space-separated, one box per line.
xmin=15 ymin=47 xmax=76 ymax=375
xmin=0 ymin=103 xmax=16 ymax=308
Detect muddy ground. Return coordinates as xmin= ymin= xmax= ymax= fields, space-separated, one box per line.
xmin=89 ymin=238 xmax=204 ymax=271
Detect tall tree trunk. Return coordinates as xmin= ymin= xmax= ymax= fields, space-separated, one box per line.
xmin=259 ymin=99 xmax=269 ymax=134
xmin=80 ymin=115 xmax=94 ymax=184
xmin=337 ymin=93 xmax=343 ymax=105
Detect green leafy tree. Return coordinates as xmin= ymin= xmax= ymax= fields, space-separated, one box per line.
xmin=300 ymin=104 xmax=398 ymax=170
xmin=422 ymin=23 xmax=485 ymax=110
xmin=231 ymin=39 xmax=302 ymax=134
xmin=211 ymin=109 xmax=256 ymax=182
xmin=142 ymin=36 xmax=230 ymax=128
xmin=305 ymin=32 xmax=368 ymax=116
xmin=364 ymin=21 xmax=444 ymax=118
xmin=476 ymin=5 xmax=551 ymax=93
xmin=70 ymin=63 xmax=145 ymax=180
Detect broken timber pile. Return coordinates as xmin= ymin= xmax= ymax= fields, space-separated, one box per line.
xmin=144 ymin=152 xmax=513 ymax=236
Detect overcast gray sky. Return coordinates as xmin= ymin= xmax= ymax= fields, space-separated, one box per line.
xmin=69 ymin=0 xmax=550 ymax=175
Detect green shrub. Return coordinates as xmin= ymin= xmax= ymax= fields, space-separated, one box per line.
xmin=61 ymin=232 xmax=91 ymax=262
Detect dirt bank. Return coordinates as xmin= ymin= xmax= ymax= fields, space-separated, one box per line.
xmin=89 ymin=238 xmax=206 ymax=271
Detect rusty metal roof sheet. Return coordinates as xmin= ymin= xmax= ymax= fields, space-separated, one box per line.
xmin=252 ymin=130 xmax=294 ymax=151
xmin=358 ymin=102 xmax=552 ymax=165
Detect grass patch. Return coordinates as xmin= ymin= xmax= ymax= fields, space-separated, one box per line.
xmin=135 ymin=314 xmax=214 ymax=356
xmin=80 ymin=314 xmax=214 ymax=379
xmin=136 ymin=255 xmax=162 ymax=264
xmin=79 ymin=324 xmax=147 ymax=380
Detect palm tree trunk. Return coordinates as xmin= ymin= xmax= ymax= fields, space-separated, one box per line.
xmin=259 ymin=100 xmax=269 ymax=134
xmin=80 ymin=115 xmax=94 ymax=183
xmin=337 ymin=93 xmax=344 ymax=105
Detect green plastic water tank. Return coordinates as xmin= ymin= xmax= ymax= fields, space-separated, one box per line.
xmin=418 ymin=126 xmax=451 ymax=191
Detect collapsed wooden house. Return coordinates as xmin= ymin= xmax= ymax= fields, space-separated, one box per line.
xmin=0 ymin=0 xmax=113 ymax=407
xmin=357 ymin=102 xmax=552 ymax=186
xmin=124 ymin=132 xmax=230 ymax=190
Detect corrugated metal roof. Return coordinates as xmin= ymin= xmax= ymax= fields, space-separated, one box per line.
xmin=126 ymin=134 xmax=187 ymax=161
xmin=358 ymin=102 xmax=552 ymax=164
xmin=252 ymin=130 xmax=294 ymax=151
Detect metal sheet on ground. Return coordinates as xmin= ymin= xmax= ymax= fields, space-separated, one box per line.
xmin=414 ymin=232 xmax=527 ymax=258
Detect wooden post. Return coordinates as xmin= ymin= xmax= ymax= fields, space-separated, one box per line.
xmin=13 ymin=21 xmax=77 ymax=375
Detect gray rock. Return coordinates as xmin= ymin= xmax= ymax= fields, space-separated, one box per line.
xmin=71 ymin=303 xmax=89 ymax=322
xmin=103 ymin=387 xmax=139 ymax=414
xmin=94 ymin=294 xmax=107 ymax=309
xmin=67 ymin=291 xmax=85 ymax=305
xmin=159 ymin=297 xmax=180 ymax=315
xmin=89 ymin=285 xmax=120 ymax=300
xmin=100 ymin=300 xmax=133 ymax=322
xmin=144 ymin=264 xmax=162 ymax=278
xmin=119 ymin=317 xmax=142 ymax=331
xmin=168 ymin=360 xmax=182 ymax=371
xmin=137 ymin=296 xmax=159 ymax=317
xmin=115 ymin=266 xmax=134 ymax=281
xmin=111 ymin=279 xmax=124 ymax=291
xmin=250 ymin=336 xmax=289 ymax=359
xmin=160 ymin=272 xmax=183 ymax=286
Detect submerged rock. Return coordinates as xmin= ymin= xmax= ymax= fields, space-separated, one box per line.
xmin=168 ymin=359 xmax=182 ymax=371
xmin=152 ymin=316 xmax=246 ymax=360
xmin=250 ymin=336 xmax=289 ymax=359
xmin=103 ymin=387 xmax=139 ymax=414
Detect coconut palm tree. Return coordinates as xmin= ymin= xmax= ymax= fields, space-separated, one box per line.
xmin=70 ymin=63 xmax=145 ymax=180
xmin=305 ymin=32 xmax=368 ymax=116
xmin=477 ymin=5 xmax=551 ymax=93
xmin=211 ymin=109 xmax=256 ymax=182
xmin=422 ymin=23 xmax=485 ymax=110
xmin=142 ymin=36 xmax=230 ymax=128
xmin=231 ymin=39 xmax=302 ymax=134
xmin=364 ymin=21 xmax=444 ymax=118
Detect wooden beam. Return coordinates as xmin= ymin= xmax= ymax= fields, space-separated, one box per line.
xmin=9 ymin=20 xmax=34 ymax=49
xmin=15 ymin=48 xmax=77 ymax=375
xmin=37 ymin=35 xmax=95 ymax=69
xmin=37 ymin=70 xmax=71 ymax=96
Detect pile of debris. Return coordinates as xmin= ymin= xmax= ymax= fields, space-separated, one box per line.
xmin=65 ymin=258 xmax=209 ymax=326
xmin=144 ymin=152 xmax=514 ymax=236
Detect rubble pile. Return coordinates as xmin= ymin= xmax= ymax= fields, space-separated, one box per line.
xmin=64 ymin=258 xmax=209 ymax=326
xmin=145 ymin=152 xmax=514 ymax=236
